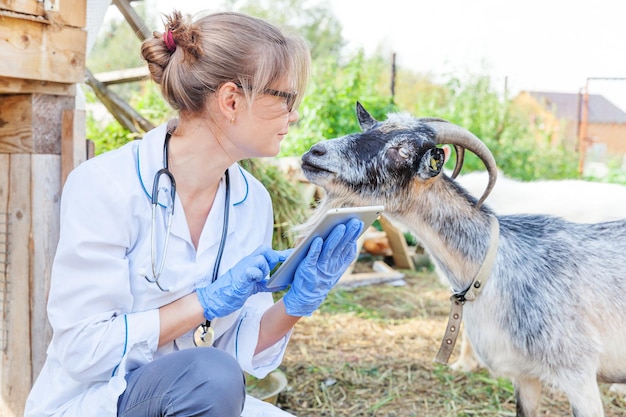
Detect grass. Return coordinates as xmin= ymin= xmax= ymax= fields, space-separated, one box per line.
xmin=269 ymin=261 xmax=626 ymax=416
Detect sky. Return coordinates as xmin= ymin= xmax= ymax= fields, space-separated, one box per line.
xmin=149 ymin=0 xmax=626 ymax=111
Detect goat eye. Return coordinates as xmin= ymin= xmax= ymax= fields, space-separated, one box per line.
xmin=398 ymin=147 xmax=410 ymax=159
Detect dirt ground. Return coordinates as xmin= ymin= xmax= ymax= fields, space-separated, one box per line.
xmin=270 ymin=262 xmax=626 ymax=417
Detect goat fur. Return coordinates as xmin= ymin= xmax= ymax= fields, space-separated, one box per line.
xmin=298 ymin=103 xmax=626 ymax=417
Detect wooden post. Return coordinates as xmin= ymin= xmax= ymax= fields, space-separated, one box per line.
xmin=61 ymin=109 xmax=87 ymax=186
xmin=379 ymin=215 xmax=415 ymax=270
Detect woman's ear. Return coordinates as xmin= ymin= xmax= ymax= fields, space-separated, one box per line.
xmin=216 ymin=82 xmax=240 ymax=122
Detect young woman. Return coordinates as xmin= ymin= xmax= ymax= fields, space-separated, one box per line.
xmin=25 ymin=10 xmax=363 ymax=417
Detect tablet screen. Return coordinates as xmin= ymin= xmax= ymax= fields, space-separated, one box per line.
xmin=266 ymin=205 xmax=384 ymax=289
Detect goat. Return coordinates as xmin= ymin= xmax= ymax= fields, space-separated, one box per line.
xmin=298 ymin=102 xmax=626 ymax=417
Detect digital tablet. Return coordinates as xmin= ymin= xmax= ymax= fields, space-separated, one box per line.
xmin=266 ymin=205 xmax=384 ymax=289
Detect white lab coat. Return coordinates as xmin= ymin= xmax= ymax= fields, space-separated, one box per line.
xmin=25 ymin=123 xmax=294 ymax=417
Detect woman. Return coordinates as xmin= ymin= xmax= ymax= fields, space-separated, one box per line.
xmin=25 ymin=10 xmax=363 ymax=417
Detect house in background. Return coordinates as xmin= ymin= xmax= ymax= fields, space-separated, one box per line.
xmin=514 ymin=91 xmax=626 ymax=174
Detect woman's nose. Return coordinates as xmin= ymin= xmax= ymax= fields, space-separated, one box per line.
xmin=288 ymin=109 xmax=299 ymax=123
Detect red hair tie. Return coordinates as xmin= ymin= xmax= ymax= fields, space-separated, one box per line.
xmin=163 ymin=30 xmax=176 ymax=53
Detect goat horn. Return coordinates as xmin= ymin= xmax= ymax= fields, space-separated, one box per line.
xmin=423 ymin=120 xmax=498 ymax=207
xmin=450 ymin=145 xmax=465 ymax=179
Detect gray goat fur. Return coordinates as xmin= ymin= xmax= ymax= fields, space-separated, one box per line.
xmin=298 ymin=102 xmax=626 ymax=417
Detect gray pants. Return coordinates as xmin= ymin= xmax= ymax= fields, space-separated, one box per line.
xmin=117 ymin=347 xmax=246 ymax=417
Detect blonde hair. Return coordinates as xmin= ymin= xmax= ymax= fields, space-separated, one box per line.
xmin=141 ymin=10 xmax=310 ymax=115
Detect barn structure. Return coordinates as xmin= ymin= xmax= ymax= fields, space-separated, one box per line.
xmin=0 ymin=0 xmax=89 ymax=415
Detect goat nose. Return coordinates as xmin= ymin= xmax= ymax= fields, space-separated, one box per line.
xmin=308 ymin=142 xmax=327 ymax=156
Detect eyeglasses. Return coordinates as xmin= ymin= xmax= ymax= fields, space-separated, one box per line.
xmin=235 ymin=84 xmax=298 ymax=113
xmin=263 ymin=87 xmax=298 ymax=113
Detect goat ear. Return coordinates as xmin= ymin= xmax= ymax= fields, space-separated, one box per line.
xmin=418 ymin=147 xmax=445 ymax=179
xmin=356 ymin=101 xmax=377 ymax=131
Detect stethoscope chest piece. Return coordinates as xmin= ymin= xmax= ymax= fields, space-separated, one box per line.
xmin=193 ymin=323 xmax=214 ymax=347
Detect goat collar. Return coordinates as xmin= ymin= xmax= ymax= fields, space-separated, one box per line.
xmin=434 ymin=216 xmax=500 ymax=365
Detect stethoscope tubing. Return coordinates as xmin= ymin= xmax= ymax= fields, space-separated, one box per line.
xmin=146 ymin=169 xmax=176 ymax=291
xmin=143 ymin=129 xmax=230 ymax=293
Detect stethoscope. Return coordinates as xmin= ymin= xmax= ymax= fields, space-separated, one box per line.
xmin=143 ymin=130 xmax=231 ymax=295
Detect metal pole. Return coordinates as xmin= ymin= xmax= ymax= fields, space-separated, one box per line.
xmin=577 ymin=78 xmax=589 ymax=175
xmin=391 ymin=52 xmax=396 ymax=103
xmin=577 ymin=76 xmax=626 ymax=175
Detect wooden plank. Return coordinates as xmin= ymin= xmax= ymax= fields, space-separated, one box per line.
xmin=0 ymin=75 xmax=77 ymax=96
xmin=0 ymin=95 xmax=33 ymax=154
xmin=0 ymin=157 xmax=7 ymax=414
xmin=30 ymin=154 xmax=59 ymax=378
xmin=379 ymin=215 xmax=415 ymax=270
xmin=61 ymin=109 xmax=86 ymax=187
xmin=2 ymin=153 xmax=32 ymax=417
xmin=0 ymin=154 xmax=7 ymax=209
xmin=339 ymin=260 xmax=405 ymax=288
xmin=0 ymin=16 xmax=86 ymax=84
xmin=0 ymin=0 xmax=44 ymax=16
xmin=50 ymin=0 xmax=86 ymax=28
xmin=0 ymin=94 xmax=75 ymax=155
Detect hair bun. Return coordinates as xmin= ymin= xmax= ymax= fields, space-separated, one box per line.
xmin=163 ymin=10 xmax=202 ymax=61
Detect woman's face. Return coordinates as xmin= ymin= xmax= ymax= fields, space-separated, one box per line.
xmin=231 ymin=81 xmax=300 ymax=159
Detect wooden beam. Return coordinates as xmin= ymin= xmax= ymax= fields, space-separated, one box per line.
xmin=112 ymin=0 xmax=151 ymax=41
xmin=0 ymin=1 xmax=85 ymax=28
xmin=0 ymin=0 xmax=44 ymax=16
xmin=94 ymin=66 xmax=150 ymax=85
xmin=0 ymin=15 xmax=86 ymax=84
xmin=0 ymin=76 xmax=76 ymax=96
xmin=85 ymin=69 xmax=155 ymax=133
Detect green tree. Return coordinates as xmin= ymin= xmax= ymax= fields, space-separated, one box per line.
xmin=397 ymin=72 xmax=579 ymax=181
xmin=222 ymin=0 xmax=344 ymax=60
xmin=281 ymin=51 xmax=397 ymax=156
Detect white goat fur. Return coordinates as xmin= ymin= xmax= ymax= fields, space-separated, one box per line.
xmin=455 ymin=170 xmax=626 ymax=399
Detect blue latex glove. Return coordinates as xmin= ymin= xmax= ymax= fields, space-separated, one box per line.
xmin=283 ymin=218 xmax=364 ymax=317
xmin=196 ymin=245 xmax=288 ymax=321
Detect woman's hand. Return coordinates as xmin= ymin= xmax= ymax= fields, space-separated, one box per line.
xmin=283 ymin=218 xmax=363 ymax=317
xmin=196 ymin=245 xmax=288 ymax=321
